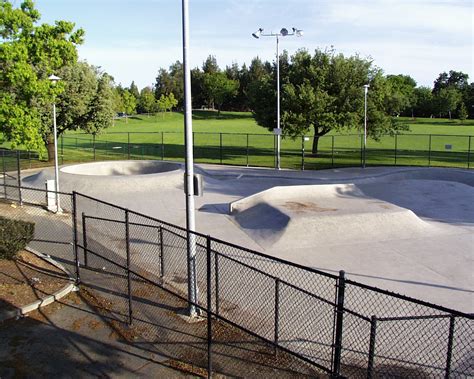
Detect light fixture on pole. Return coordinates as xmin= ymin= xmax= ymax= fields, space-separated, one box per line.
xmin=252 ymin=26 xmax=303 ymax=170
xmin=48 ymin=74 xmax=62 ymax=213
xmin=181 ymin=0 xmax=198 ymax=317
xmin=363 ymin=84 xmax=370 ymax=169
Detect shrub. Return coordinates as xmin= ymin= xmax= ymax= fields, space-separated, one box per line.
xmin=0 ymin=216 xmax=35 ymax=259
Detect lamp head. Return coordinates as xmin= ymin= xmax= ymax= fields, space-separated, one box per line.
xmin=292 ymin=27 xmax=304 ymax=37
xmin=48 ymin=74 xmax=61 ymax=85
xmin=252 ymin=28 xmax=263 ymax=39
xmin=280 ymin=28 xmax=289 ymax=36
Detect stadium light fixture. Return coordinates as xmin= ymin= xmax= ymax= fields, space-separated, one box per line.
xmin=251 ymin=27 xmax=303 ymax=170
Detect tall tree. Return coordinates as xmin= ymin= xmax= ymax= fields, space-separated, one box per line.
xmin=129 ymin=81 xmax=140 ymax=99
xmin=121 ymin=89 xmax=137 ymax=121
xmin=250 ymin=48 xmax=406 ymax=155
xmin=385 ymin=74 xmax=417 ymax=117
xmin=0 ymin=0 xmax=84 ymax=157
xmin=53 ymin=62 xmax=114 ymax=156
xmin=137 ymin=86 xmax=157 ymax=114
xmin=202 ymin=55 xmax=219 ymax=74
xmin=203 ymin=72 xmax=239 ymax=116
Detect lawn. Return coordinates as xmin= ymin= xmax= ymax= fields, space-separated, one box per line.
xmin=2 ymin=110 xmax=474 ymax=170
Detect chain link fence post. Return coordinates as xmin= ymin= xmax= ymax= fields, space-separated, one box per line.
xmin=367 ymin=315 xmax=378 ymax=378
xmin=60 ymin=134 xmax=64 ymax=165
xmin=394 ymin=134 xmax=398 ymax=166
xmin=332 ymin=270 xmax=346 ymax=377
xmin=428 ymin=134 xmax=432 ymax=167
xmin=206 ymin=235 xmax=213 ymax=379
xmin=246 ymin=134 xmax=249 ymax=167
xmin=127 ymin=132 xmax=131 ymax=160
xmin=301 ymin=135 xmax=305 ymax=170
xmin=81 ymin=212 xmax=89 ymax=267
xmin=161 ymin=131 xmax=165 ymax=161
xmin=220 ymin=132 xmax=223 ymax=165
xmin=16 ymin=150 xmax=22 ymax=205
xmin=445 ymin=315 xmax=456 ymax=378
xmin=72 ymin=192 xmax=80 ymax=284
xmin=467 ymin=136 xmax=471 ymax=169
xmin=332 ymin=135 xmax=335 ymax=168
xmin=93 ymin=134 xmax=96 ymax=161
xmin=214 ymin=246 xmax=220 ymax=317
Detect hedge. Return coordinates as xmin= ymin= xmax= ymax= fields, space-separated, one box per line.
xmin=0 ymin=216 xmax=35 ymax=259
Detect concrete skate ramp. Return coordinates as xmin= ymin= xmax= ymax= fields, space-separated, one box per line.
xmin=230 ymin=180 xmax=470 ymax=249
xmin=22 ymin=160 xmax=183 ymax=194
xmin=61 ymin=160 xmax=180 ymax=176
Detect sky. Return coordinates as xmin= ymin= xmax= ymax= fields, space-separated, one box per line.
xmin=33 ymin=0 xmax=473 ymax=90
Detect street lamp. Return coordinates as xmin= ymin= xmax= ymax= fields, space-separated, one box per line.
xmin=181 ymin=0 xmax=198 ymax=317
xmin=252 ymin=27 xmax=303 ymax=170
xmin=48 ymin=74 xmax=61 ymax=212
xmin=363 ymin=84 xmax=369 ymax=169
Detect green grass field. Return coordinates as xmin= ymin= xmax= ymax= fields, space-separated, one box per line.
xmin=2 ymin=110 xmax=474 ymax=170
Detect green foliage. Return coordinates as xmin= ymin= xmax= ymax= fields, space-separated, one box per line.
xmin=154 ymin=61 xmax=183 ymax=107
xmin=0 ymin=216 xmax=34 ymax=260
xmin=385 ymin=74 xmax=417 ymax=116
xmin=249 ymin=48 xmax=406 ymax=154
xmin=122 ymin=90 xmax=137 ymax=115
xmin=458 ymin=102 xmax=468 ymax=122
xmin=435 ymin=87 xmax=462 ymax=119
xmin=157 ymin=93 xmax=178 ymax=115
xmin=0 ymin=0 xmax=84 ymax=154
xmin=56 ymin=62 xmax=114 ymax=135
xmin=137 ymin=87 xmax=157 ymax=114
xmin=203 ymin=72 xmax=239 ymax=116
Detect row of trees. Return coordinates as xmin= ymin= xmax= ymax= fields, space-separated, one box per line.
xmin=1 ymin=1 xmax=472 ymax=160
xmin=153 ymin=55 xmax=473 ymax=121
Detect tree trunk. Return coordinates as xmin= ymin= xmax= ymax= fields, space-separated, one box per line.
xmin=312 ymin=134 xmax=320 ymax=156
xmin=46 ymin=135 xmax=55 ymax=162
xmin=217 ymin=104 xmax=221 ymax=117
xmin=448 ymin=110 xmax=452 ymax=120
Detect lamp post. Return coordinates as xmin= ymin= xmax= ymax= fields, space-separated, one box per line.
xmin=363 ymin=84 xmax=369 ymax=169
xmin=252 ymin=27 xmax=303 ymax=170
xmin=48 ymin=74 xmax=61 ymax=212
xmin=181 ymin=0 xmax=198 ymax=317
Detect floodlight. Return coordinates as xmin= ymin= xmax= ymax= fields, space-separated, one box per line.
xmin=292 ymin=27 xmax=303 ymax=37
xmin=280 ymin=28 xmax=288 ymax=36
xmin=48 ymin=74 xmax=61 ymax=84
xmin=252 ymin=28 xmax=263 ymax=39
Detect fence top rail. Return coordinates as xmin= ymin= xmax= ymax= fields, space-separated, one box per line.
xmin=68 ymin=131 xmax=474 ymax=138
xmin=4 ymin=183 xmax=72 ymax=196
xmin=345 ymin=278 xmax=474 ymax=319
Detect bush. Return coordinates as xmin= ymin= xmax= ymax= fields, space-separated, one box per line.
xmin=0 ymin=216 xmax=35 ymax=259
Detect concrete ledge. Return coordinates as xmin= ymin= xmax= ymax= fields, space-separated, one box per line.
xmin=0 ymin=249 xmax=77 ymax=323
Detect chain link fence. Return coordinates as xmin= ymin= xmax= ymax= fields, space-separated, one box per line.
xmin=1 ymin=153 xmax=472 ymax=377
xmin=56 ymin=132 xmax=473 ymax=170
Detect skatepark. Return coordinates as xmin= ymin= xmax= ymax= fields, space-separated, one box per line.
xmin=21 ymin=161 xmax=474 ymax=313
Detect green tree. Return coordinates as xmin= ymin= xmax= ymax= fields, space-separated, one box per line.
xmin=413 ymin=87 xmax=435 ymax=117
xmin=121 ymin=90 xmax=136 ymax=121
xmin=52 ymin=62 xmax=114 ymax=157
xmin=385 ymin=74 xmax=417 ymax=117
xmin=203 ymin=72 xmax=239 ymax=116
xmin=458 ymin=102 xmax=468 ymax=122
xmin=0 ymin=0 xmax=84 ymax=157
xmin=435 ymin=87 xmax=462 ymax=119
xmin=154 ymin=61 xmax=184 ymax=107
xmin=137 ymin=87 xmax=157 ymax=114
xmin=129 ymin=81 xmax=140 ymax=99
xmin=250 ymin=48 xmax=406 ymax=155
xmin=157 ymin=93 xmax=177 ymax=117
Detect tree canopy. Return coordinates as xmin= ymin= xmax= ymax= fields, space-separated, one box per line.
xmin=0 ymin=0 xmax=85 ymax=155
xmin=249 ymin=48 xmax=408 ymax=154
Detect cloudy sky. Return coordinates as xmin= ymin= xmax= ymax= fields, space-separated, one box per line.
xmin=35 ymin=0 xmax=473 ymax=90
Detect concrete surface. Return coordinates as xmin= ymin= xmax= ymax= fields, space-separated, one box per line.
xmin=0 ymin=293 xmax=194 ymax=378
xmin=21 ymin=163 xmax=474 ymax=313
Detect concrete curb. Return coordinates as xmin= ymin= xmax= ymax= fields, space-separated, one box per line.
xmin=0 ymin=248 xmax=77 ymax=323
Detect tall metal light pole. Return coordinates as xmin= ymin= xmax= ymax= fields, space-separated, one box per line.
xmin=182 ymin=0 xmax=198 ymax=317
xmin=48 ymin=74 xmax=61 ymax=212
xmin=252 ymin=27 xmax=303 ymax=170
xmin=363 ymin=84 xmax=369 ymax=169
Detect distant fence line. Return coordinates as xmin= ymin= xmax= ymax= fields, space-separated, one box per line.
xmin=61 ymin=132 xmax=473 ymax=170
xmin=2 ymin=131 xmax=473 ymax=170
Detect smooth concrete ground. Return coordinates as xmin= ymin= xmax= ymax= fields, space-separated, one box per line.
xmin=22 ymin=163 xmax=474 ymax=313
